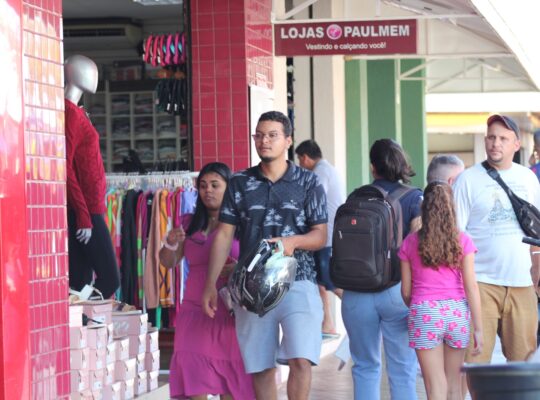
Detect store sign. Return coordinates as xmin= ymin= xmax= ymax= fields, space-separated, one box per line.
xmin=274 ymin=19 xmax=417 ymax=57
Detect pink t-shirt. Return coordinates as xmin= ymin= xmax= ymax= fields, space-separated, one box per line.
xmin=398 ymin=232 xmax=477 ymax=304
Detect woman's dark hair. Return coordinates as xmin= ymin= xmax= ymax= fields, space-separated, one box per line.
xmin=418 ymin=182 xmax=463 ymax=269
xmin=186 ymin=162 xmax=232 ymax=236
xmin=369 ymin=139 xmax=415 ymax=183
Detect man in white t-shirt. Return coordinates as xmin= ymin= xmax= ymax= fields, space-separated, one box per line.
xmin=453 ymin=114 xmax=540 ymax=363
xmin=296 ymin=140 xmax=346 ymax=337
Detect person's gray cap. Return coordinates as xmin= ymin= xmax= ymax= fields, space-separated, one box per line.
xmin=487 ymin=114 xmax=520 ymax=138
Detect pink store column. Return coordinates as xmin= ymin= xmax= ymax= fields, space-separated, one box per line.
xmin=0 ymin=1 xmax=30 ymax=399
xmin=1 ymin=1 xmax=69 ymax=398
xmin=23 ymin=0 xmax=70 ymax=399
xmin=191 ymin=0 xmax=273 ymax=171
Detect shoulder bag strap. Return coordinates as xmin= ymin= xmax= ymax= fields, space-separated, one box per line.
xmin=481 ymin=160 xmax=516 ymax=199
xmin=481 ymin=161 xmax=527 ymax=225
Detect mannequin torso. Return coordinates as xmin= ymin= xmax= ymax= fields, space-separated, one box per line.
xmin=64 ymin=55 xmax=105 ymax=243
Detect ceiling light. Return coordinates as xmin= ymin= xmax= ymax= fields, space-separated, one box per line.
xmin=132 ymin=0 xmax=182 ymax=6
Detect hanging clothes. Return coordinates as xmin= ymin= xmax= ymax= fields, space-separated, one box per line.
xmin=105 ymin=172 xmax=197 ymax=313
xmin=144 ymin=188 xmax=163 ymax=309
xmin=120 ymin=189 xmax=141 ymax=306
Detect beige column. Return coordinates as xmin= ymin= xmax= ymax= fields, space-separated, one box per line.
xmin=290 ymin=0 xmax=347 ymax=177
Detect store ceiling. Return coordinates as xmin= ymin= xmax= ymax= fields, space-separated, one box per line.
xmin=62 ymin=0 xmax=182 ymax=20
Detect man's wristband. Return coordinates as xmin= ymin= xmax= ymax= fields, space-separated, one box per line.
xmin=162 ymin=240 xmax=179 ymax=251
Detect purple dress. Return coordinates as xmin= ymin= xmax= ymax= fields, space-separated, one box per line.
xmin=169 ymin=216 xmax=254 ymax=399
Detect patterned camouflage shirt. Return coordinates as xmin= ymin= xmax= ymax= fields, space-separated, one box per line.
xmin=220 ymin=161 xmax=328 ymax=282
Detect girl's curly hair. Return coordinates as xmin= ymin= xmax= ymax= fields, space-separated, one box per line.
xmin=418 ymin=182 xmax=463 ymax=269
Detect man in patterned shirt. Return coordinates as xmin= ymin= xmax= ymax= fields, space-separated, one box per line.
xmin=202 ymin=111 xmax=328 ymax=399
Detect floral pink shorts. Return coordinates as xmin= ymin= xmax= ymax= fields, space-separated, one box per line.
xmin=408 ymin=299 xmax=470 ymax=350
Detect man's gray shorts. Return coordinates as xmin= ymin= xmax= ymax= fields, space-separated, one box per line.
xmin=233 ymin=280 xmax=323 ymax=374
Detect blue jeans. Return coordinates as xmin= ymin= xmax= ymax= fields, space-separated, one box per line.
xmin=342 ymin=283 xmax=417 ymax=400
xmin=314 ymin=246 xmax=336 ymax=290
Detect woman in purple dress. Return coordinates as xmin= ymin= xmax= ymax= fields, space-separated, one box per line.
xmin=160 ymin=162 xmax=254 ymax=400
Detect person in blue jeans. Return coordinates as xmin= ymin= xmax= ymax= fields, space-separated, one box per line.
xmin=342 ymin=139 xmax=423 ymax=399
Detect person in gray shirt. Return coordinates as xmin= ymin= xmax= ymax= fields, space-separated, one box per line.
xmin=296 ymin=139 xmax=346 ymax=337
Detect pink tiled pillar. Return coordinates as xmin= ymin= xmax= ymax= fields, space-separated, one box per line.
xmin=0 ymin=1 xmax=30 ymax=398
xmin=22 ymin=0 xmax=71 ymax=399
xmin=191 ymin=0 xmax=273 ymax=171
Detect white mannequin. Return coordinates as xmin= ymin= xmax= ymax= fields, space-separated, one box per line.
xmin=65 ymin=55 xmax=98 ymax=104
xmin=65 ymin=55 xmax=98 ymax=244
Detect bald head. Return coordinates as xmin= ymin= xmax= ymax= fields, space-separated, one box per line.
xmin=427 ymin=154 xmax=465 ymax=185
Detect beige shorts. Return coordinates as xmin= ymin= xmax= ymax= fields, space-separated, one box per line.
xmin=465 ymin=282 xmax=538 ymax=363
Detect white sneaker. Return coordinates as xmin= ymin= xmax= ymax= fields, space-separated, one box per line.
xmin=69 ymin=285 xmax=104 ymax=301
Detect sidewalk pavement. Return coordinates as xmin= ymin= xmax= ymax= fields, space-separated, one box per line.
xmin=277 ymin=336 xmax=509 ymax=399
xmin=278 ymin=353 xmax=428 ymax=400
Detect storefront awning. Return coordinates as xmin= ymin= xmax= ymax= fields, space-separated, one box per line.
xmin=274 ymin=0 xmax=540 ymax=94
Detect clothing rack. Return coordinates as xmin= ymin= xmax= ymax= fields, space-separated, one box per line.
xmin=104 ymin=170 xmax=199 ymax=328
xmin=106 ymin=171 xmax=198 ymax=191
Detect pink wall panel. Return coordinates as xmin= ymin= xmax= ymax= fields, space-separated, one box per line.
xmin=0 ymin=1 xmax=30 ymax=398
xmin=22 ymin=0 xmax=70 ymax=398
xmin=191 ymin=0 xmax=273 ymax=172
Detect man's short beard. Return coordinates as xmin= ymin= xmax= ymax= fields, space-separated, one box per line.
xmin=487 ymin=155 xmax=502 ymax=165
xmin=260 ymin=155 xmax=276 ymax=163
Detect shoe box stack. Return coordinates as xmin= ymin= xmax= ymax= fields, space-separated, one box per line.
xmin=69 ymin=301 xmax=160 ymax=399
xmin=111 ymin=311 xmax=161 ymax=396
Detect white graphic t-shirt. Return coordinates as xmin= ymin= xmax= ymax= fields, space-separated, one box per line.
xmin=453 ymin=162 xmax=540 ymax=286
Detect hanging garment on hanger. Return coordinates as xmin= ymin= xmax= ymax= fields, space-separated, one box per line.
xmin=143 ymin=34 xmax=153 ymax=64
xmin=120 ymin=190 xmax=141 ymax=305
xmin=173 ymin=32 xmax=180 ymax=65
xmin=134 ymin=193 xmax=145 ymax=309
xmin=159 ymin=189 xmax=175 ymax=307
xmin=144 ymin=188 xmax=162 ymax=309
xmin=164 ymin=33 xmax=173 ymax=66
xmin=181 ymin=188 xmax=198 ymax=215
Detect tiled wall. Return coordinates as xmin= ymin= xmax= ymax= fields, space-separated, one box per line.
xmin=0 ymin=1 xmax=30 ymax=398
xmin=191 ymin=0 xmax=273 ymax=171
xmin=22 ymin=0 xmax=71 ymax=398
xmin=245 ymin=0 xmax=273 ymax=88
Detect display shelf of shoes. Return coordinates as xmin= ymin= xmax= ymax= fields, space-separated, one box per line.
xmin=84 ymin=81 xmax=188 ymax=172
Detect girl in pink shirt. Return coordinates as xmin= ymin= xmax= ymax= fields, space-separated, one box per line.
xmin=399 ymin=182 xmax=483 ymax=400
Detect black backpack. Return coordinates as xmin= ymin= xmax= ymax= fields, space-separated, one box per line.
xmin=330 ymin=183 xmax=415 ymax=292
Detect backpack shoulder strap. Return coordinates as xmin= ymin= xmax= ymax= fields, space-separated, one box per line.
xmin=386 ymin=183 xmax=417 ymax=203
xmin=366 ymin=183 xmax=389 ymax=196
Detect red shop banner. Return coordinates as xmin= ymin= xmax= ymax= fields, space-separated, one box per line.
xmin=274 ymin=19 xmax=417 ymax=57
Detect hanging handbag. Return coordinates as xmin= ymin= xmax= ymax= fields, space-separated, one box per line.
xmin=482 ymin=161 xmax=540 ymax=239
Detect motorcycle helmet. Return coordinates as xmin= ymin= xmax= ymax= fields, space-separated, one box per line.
xmin=228 ymin=240 xmax=297 ymax=317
